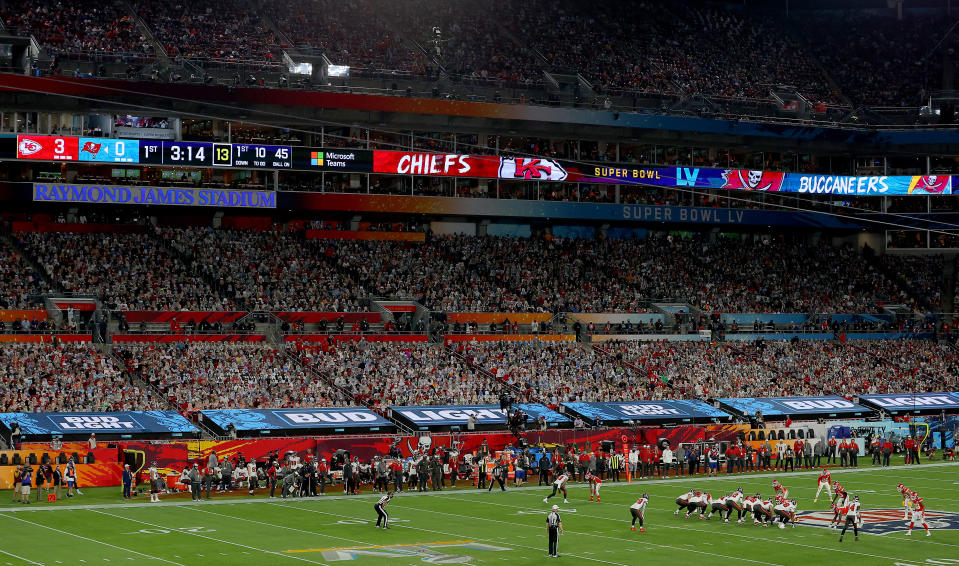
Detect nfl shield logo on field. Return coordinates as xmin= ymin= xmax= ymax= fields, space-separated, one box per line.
xmin=795 ymin=508 xmax=959 ymax=535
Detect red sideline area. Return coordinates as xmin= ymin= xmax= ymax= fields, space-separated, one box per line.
xmin=18 ymin=424 xmax=745 ymax=486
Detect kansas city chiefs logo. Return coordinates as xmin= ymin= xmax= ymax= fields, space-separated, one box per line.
xmin=498 ymin=157 xmax=568 ymax=181
xmin=18 ymin=138 xmax=42 ymax=156
xmin=795 ymin=508 xmax=959 ymax=535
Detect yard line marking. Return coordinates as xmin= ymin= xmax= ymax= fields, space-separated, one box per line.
xmin=0 ymin=513 xmax=184 ymax=566
xmin=444 ymin=492 xmax=905 ymax=563
xmin=280 ymin=502 xmax=629 ymax=566
xmin=188 ymin=505 xmax=371 ymax=547
xmin=285 ymin=541 xmax=474 ymax=553
xmin=0 ymin=548 xmax=44 ymax=566
xmin=88 ymin=509 xmax=329 ymax=565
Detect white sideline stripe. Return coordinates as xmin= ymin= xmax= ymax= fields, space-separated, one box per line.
xmin=443 ymin=491 xmax=906 ymax=563
xmin=0 ymin=513 xmax=185 ymax=566
xmin=275 ymin=502 xmax=631 ymax=566
xmin=0 ymin=548 xmax=44 ymax=566
xmin=89 ymin=509 xmax=327 ymax=565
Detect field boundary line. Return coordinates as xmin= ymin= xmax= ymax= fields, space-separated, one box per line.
xmin=89 ymin=508 xmax=331 ymax=565
xmin=0 ymin=512 xmax=187 ymax=566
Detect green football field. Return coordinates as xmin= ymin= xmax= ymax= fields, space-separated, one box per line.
xmin=1 ymin=462 xmax=957 ymax=566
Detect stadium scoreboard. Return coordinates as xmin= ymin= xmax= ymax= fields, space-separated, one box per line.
xmin=11 ymin=135 xmax=367 ymax=171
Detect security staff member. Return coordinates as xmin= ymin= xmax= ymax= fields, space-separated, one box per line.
xmin=546 ymin=504 xmax=563 ymax=557
xmin=538 ymin=453 xmax=552 ymax=485
xmin=122 ymin=464 xmax=133 ymax=499
xmin=477 ymin=456 xmax=488 ymax=489
xmin=375 ymin=491 xmax=394 ymax=528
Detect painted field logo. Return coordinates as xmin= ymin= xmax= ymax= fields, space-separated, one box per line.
xmin=285 ymin=540 xmax=510 ymax=563
xmin=795 ymin=508 xmax=959 ymax=535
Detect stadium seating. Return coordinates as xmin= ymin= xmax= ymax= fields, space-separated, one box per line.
xmin=301 ymin=340 xmax=495 ymax=407
xmin=161 ymin=226 xmax=369 ymax=312
xmin=5 ymin=337 xmax=954 ymax=414
xmin=5 ymin=0 xmax=945 ymax=112
xmin=115 ymin=342 xmax=346 ymax=410
xmin=0 ymin=242 xmax=51 ymax=309
xmin=18 ymin=231 xmax=230 ymax=311
xmin=5 ymin=228 xmax=937 ymax=313
xmin=0 ymin=342 xmax=154 ymax=412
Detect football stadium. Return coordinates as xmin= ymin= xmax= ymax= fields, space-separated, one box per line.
xmin=0 ymin=0 xmax=959 ymax=564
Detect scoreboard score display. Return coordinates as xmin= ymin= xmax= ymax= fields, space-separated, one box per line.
xmin=11 ymin=134 xmax=365 ymax=173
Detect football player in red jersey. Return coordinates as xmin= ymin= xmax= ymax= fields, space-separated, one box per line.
xmin=898 ymin=484 xmax=912 ymax=520
xmin=813 ymin=467 xmax=832 ymax=502
xmin=585 ymin=471 xmax=603 ymax=502
xmin=830 ymin=480 xmax=846 ymax=507
xmin=906 ymin=495 xmax=931 ymax=536
xmin=772 ymin=479 xmax=789 ymax=500
xmin=829 ymin=482 xmax=849 ymax=529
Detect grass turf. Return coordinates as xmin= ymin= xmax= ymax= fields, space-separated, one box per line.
xmin=0 ymin=462 xmax=957 ymax=566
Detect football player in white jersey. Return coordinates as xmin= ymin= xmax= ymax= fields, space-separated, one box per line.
xmin=630 ymin=494 xmax=649 ymax=532
xmin=774 ymin=498 xmax=798 ymax=529
xmin=838 ymin=495 xmax=861 ymax=542
xmin=544 ymin=473 xmax=569 ymax=504
xmin=675 ymin=489 xmax=695 ymax=515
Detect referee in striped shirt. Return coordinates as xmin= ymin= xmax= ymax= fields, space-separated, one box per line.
xmin=546 ymin=505 xmax=563 ymax=557
xmin=375 ymin=491 xmax=394 ymax=528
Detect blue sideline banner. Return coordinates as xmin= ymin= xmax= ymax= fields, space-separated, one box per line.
xmin=858 ymin=392 xmax=959 ymax=412
xmin=389 ymin=404 xmax=569 ymax=427
xmin=561 ymin=400 xmax=730 ymax=424
xmin=0 ymin=411 xmax=198 ymax=435
xmin=200 ymin=408 xmax=393 ymax=431
xmin=718 ymin=396 xmax=869 ymax=417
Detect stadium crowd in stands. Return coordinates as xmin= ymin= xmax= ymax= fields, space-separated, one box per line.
xmin=0 ymin=244 xmax=51 ymax=309
xmin=116 ymin=342 xmax=346 ymax=410
xmin=2 ymin=228 xmax=940 ymax=314
xmin=4 ymin=0 xmax=947 ymax=111
xmin=163 ymin=227 xmax=368 ymax=312
xmin=18 ymin=232 xmax=230 ymax=311
xmin=600 ymin=338 xmax=959 ymax=400
xmin=0 ymin=342 xmax=153 ymax=412
xmin=301 ymin=340 xmax=494 ymax=407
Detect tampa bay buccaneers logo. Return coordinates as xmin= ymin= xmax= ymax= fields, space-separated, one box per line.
xmin=720 ymin=169 xmax=785 ymax=191
xmin=908 ymin=175 xmax=951 ymax=194
xmin=80 ymin=141 xmax=103 ymax=158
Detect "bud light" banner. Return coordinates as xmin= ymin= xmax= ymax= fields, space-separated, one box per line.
xmin=200 ymin=407 xmax=394 ymax=434
xmin=718 ymin=396 xmax=869 ymax=417
xmin=858 ymin=392 xmax=959 ymax=413
xmin=0 ymin=411 xmax=198 ymax=437
xmin=560 ymin=400 xmax=730 ymax=425
xmin=389 ymin=404 xmax=569 ymax=429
